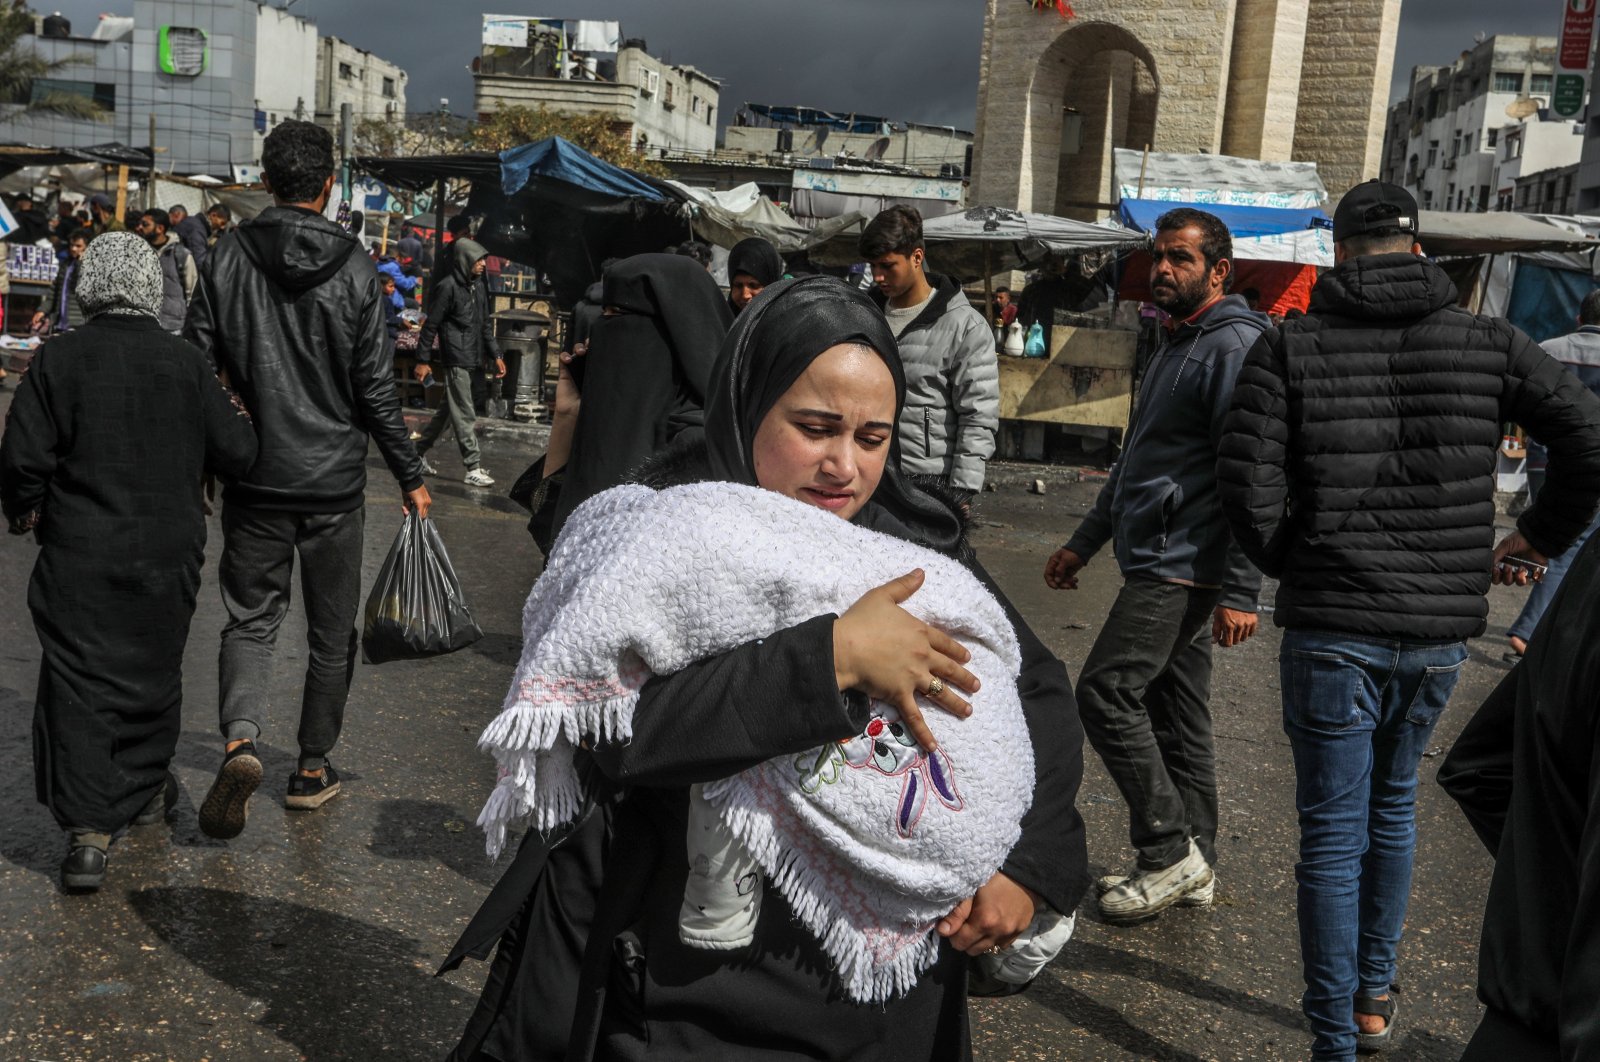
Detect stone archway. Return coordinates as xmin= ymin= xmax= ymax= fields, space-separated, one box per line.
xmin=1025 ymin=21 xmax=1159 ymax=221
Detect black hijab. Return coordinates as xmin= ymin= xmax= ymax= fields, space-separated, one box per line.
xmin=703 ymin=275 xmax=964 ymax=555
xmin=726 ymin=237 xmax=785 ymax=315
xmin=554 ymin=253 xmax=733 ymax=532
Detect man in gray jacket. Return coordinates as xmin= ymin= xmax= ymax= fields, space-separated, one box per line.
xmin=137 ymin=208 xmax=197 ymax=334
xmin=862 ymin=206 xmax=998 ymax=498
xmin=1045 ymin=207 xmax=1266 ymax=925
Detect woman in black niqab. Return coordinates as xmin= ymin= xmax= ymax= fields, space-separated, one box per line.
xmin=725 ymin=236 xmax=784 ymax=316
xmin=550 ymin=253 xmax=731 ymax=532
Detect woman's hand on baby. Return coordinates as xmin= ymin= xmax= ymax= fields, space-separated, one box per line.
xmin=832 ymin=568 xmax=980 ymax=752
xmin=938 ymin=872 xmax=1039 ymax=955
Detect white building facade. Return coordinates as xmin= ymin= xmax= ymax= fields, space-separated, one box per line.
xmin=1379 ymin=35 xmax=1581 ymax=214
xmin=316 ymin=36 xmax=409 ymax=131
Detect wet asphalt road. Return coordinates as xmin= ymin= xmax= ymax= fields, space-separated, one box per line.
xmin=0 ymin=401 xmax=1521 ymax=1061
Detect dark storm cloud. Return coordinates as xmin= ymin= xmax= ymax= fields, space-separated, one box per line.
xmin=45 ymin=1 xmax=1548 ymax=129
xmin=1389 ymin=0 xmax=1571 ymax=101
xmin=49 ymin=0 xmax=984 ymax=127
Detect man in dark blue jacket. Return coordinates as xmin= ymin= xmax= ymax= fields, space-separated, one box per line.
xmin=1045 ymin=208 xmax=1266 ymax=925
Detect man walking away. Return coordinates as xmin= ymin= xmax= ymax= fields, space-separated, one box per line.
xmin=1044 ymin=207 xmax=1266 ymax=926
xmin=169 ymin=204 xmax=210 ymax=263
xmin=1216 ymin=180 xmax=1600 ymax=1062
xmin=861 ymin=205 xmax=998 ymax=500
xmin=1504 ymin=292 xmax=1600 ymax=658
xmin=184 ymin=120 xmax=431 ymax=840
xmin=413 ymin=238 xmax=504 ymax=487
xmin=138 ymin=209 xmax=196 ymax=334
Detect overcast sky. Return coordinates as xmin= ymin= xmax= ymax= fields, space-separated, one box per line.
xmin=43 ymin=0 xmax=1574 ymax=127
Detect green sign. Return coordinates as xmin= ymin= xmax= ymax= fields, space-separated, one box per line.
xmin=158 ymin=26 xmax=208 ymax=77
xmin=1554 ymin=73 xmax=1587 ymax=118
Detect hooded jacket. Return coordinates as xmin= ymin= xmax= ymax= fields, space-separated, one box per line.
xmin=871 ymin=273 xmax=999 ymax=493
xmin=1065 ymin=294 xmax=1268 ymax=610
xmin=1217 ymin=253 xmax=1600 ymax=641
xmin=417 ymin=239 xmax=500 ymax=369
xmin=184 ymin=205 xmax=423 ymax=512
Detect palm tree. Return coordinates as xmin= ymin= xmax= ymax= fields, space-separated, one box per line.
xmin=0 ymin=6 xmax=106 ymax=127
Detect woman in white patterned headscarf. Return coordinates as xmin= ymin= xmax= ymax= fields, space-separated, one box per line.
xmin=0 ymin=230 xmax=259 ymax=893
xmin=75 ymin=230 xmax=166 ymax=318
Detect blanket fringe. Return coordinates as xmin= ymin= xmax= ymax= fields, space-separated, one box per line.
xmin=708 ymin=778 xmax=940 ymax=1003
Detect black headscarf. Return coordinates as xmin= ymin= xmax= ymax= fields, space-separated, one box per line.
xmin=703 ymin=275 xmax=964 ymax=555
xmin=726 ymin=237 xmax=785 ymax=315
xmin=554 ymin=253 xmax=733 ymax=532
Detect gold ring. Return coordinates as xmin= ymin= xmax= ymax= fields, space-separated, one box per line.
xmin=926 ymin=677 xmax=945 ymax=698
xmin=985 ymin=945 xmax=1004 ymax=955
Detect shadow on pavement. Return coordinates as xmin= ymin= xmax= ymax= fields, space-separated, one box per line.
xmin=369 ymin=798 xmax=502 ymax=886
xmin=1055 ymin=941 xmax=1467 ymax=1061
xmin=1026 ymin=979 xmax=1209 ymax=1061
xmin=468 ymin=632 xmax=522 ymax=667
xmin=129 ymin=885 xmax=474 ymax=1060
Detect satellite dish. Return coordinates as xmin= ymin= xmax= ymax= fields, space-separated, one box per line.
xmin=1506 ymin=96 xmax=1540 ymax=120
xmin=863 ymin=136 xmax=891 ymax=162
xmin=1474 ymin=30 xmax=1487 ymax=44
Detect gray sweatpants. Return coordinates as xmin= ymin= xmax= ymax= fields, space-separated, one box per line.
xmin=415 ymin=365 xmax=481 ymax=469
xmin=218 ymin=504 xmax=365 ymax=771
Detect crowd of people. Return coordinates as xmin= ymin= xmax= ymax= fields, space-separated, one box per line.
xmin=2 ymin=116 xmax=1600 ymax=1061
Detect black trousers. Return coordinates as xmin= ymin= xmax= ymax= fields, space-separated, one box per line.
xmin=1076 ymin=575 xmax=1219 ymax=871
xmin=218 ymin=504 xmax=364 ymax=770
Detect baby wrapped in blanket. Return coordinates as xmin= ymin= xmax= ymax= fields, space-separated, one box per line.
xmin=476 ymin=478 xmax=1037 ymax=1003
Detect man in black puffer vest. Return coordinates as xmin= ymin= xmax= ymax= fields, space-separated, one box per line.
xmin=1217 ymin=180 xmax=1600 ymax=1062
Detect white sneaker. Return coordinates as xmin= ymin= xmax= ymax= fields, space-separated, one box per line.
xmin=418 ymin=457 xmax=438 ymax=476
xmin=463 ymin=468 xmax=495 ymax=487
xmin=1096 ymin=866 xmax=1216 ymax=908
xmin=1097 ymin=839 xmax=1212 ymax=925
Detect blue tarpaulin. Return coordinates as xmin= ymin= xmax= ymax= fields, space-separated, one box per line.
xmin=1118 ymin=199 xmax=1330 ymax=240
xmin=745 ymin=104 xmax=892 ymax=134
xmin=1508 ymin=262 xmax=1594 ymax=343
xmin=498 ymin=137 xmax=666 ymax=201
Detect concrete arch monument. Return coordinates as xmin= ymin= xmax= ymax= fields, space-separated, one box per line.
xmin=972 ymin=0 xmax=1401 ymax=215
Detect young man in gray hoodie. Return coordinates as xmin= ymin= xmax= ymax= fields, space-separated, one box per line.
xmin=1045 ymin=207 xmax=1266 ymax=924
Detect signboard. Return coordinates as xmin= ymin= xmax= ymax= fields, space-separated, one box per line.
xmin=481 ymin=16 xmax=621 ymax=52
xmin=158 ymin=25 xmax=207 ymax=76
xmin=0 ymin=198 xmax=17 ymax=240
xmin=1556 ymin=0 xmax=1596 ymax=117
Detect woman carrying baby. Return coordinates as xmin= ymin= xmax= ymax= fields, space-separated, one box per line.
xmin=457 ymin=276 xmax=1088 ymax=1060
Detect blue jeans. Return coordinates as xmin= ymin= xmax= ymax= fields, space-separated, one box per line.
xmin=1279 ymin=630 xmax=1468 ymax=1061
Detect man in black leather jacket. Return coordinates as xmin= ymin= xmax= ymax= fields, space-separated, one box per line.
xmin=184 ymin=120 xmax=430 ymax=840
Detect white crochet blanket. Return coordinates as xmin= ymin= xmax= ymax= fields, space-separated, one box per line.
xmin=475 ymin=481 xmax=1034 ymax=1002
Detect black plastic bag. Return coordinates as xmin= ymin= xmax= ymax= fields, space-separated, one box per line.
xmin=362 ymin=513 xmax=484 ymax=663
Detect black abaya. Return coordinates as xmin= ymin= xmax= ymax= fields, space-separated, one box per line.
xmin=1 ymin=316 xmax=257 ymax=831
xmin=552 ymin=254 xmax=731 ymax=533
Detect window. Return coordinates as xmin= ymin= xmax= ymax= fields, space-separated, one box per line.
xmin=339 ymin=62 xmax=354 ymax=81
xmin=1488 ymin=128 xmax=1499 ymax=147
xmin=1479 ymin=184 xmax=1490 ymax=210
xmin=692 ymin=94 xmax=704 ymax=119
xmin=706 ymin=105 xmax=714 ymax=127
xmin=382 ymin=76 xmax=396 ymax=99
xmin=1531 ymin=74 xmax=1553 ymax=96
xmin=1426 ymin=140 xmax=1438 ymax=166
xmin=1493 ymin=72 xmax=1523 ymax=93
xmin=664 ymin=80 xmax=676 ymax=109
xmin=638 ymin=68 xmax=658 ymax=97
xmin=24 ymin=78 xmax=116 ymax=111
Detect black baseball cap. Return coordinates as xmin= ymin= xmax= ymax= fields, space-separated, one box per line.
xmin=1333 ymin=180 xmax=1419 ymax=243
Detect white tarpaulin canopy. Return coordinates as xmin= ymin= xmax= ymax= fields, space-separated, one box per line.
xmin=1415 ymin=210 xmax=1599 ymax=256
xmin=671 ymin=180 xmax=867 ymax=253
xmin=809 ymin=205 xmax=1148 ymax=276
xmin=1112 ymin=149 xmax=1329 ymax=210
